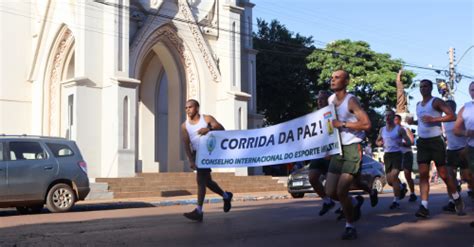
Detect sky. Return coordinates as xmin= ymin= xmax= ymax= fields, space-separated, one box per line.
xmin=252 ymin=0 xmax=474 ymax=114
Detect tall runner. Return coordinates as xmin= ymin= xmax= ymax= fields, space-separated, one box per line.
xmin=407 ymin=79 xmax=464 ymax=218
xmin=326 ymin=70 xmax=371 ymax=240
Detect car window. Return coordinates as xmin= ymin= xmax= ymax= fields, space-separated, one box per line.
xmin=46 ymin=143 xmax=74 ymax=157
xmin=8 ymin=142 xmax=48 ymax=161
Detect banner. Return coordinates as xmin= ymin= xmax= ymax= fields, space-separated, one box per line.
xmin=196 ymin=105 xmax=342 ymax=168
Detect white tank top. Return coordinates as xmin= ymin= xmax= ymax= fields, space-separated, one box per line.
xmin=381 ymin=125 xmax=402 ymax=153
xmin=463 ymin=102 xmax=474 ymax=147
xmin=416 ymin=97 xmax=443 ymax=138
xmin=399 ymin=126 xmax=412 ymax=153
xmin=185 ymin=114 xmax=208 ymax=151
xmin=328 ymin=93 xmax=365 ymax=145
xmin=443 ymin=121 xmax=467 ymax=150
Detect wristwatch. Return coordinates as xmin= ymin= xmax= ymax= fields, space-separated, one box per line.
xmin=342 ymin=121 xmax=347 ymax=128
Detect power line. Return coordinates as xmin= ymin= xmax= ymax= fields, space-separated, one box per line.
xmin=1 ymin=1 xmax=470 ymax=79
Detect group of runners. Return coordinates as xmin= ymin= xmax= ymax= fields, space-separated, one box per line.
xmin=180 ymin=69 xmax=474 ymax=240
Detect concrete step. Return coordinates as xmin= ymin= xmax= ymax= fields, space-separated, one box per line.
xmin=274 ymin=176 xmax=289 ymax=187
xmin=85 ymin=182 xmax=114 ymax=201
xmin=97 ymin=173 xmax=287 ymax=199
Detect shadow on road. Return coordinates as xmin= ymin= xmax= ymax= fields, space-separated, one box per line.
xmin=0 ymin=201 xmax=156 ymax=217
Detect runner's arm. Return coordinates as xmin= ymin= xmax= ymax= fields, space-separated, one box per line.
xmin=454 ymin=107 xmax=474 ymax=137
xmin=399 ymin=127 xmax=412 ymax=147
xmin=423 ymin=98 xmax=455 ymax=123
xmin=197 ymin=115 xmax=225 ymax=135
xmin=181 ymin=123 xmax=196 ymax=169
xmin=343 ymin=97 xmax=371 ymax=131
xmin=376 ymin=128 xmax=384 ymax=147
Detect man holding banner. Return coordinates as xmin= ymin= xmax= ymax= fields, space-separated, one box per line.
xmin=326 ymin=70 xmax=372 ymax=240
xmin=181 ymin=99 xmax=233 ymax=222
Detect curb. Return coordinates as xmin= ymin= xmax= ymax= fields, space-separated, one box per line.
xmin=150 ymin=194 xmax=293 ymax=207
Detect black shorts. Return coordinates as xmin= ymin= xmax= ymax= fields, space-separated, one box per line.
xmin=383 ymin=151 xmax=402 ymax=173
xmin=447 ymin=148 xmax=468 ymax=169
xmin=416 ymin=136 xmax=446 ymax=167
xmin=309 ymin=158 xmax=330 ymax=174
xmin=402 ymin=151 xmax=414 ymax=171
xmin=468 ymin=146 xmax=474 ymax=173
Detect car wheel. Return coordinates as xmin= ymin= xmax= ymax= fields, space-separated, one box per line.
xmin=46 ymin=183 xmax=76 ymax=213
xmin=290 ymin=193 xmax=305 ymax=198
xmin=16 ymin=204 xmax=43 ymax=214
xmin=372 ymin=177 xmax=384 ymax=194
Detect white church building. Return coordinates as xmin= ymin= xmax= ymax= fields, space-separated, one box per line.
xmin=0 ymin=0 xmax=262 ymax=178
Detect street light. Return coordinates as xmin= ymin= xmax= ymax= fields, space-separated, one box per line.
xmin=456 ymin=45 xmax=474 ymax=66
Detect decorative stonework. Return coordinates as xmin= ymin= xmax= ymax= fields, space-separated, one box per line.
xmin=130 ymin=25 xmax=199 ymax=99
xmin=178 ymin=0 xmax=220 ymax=83
xmin=47 ymin=27 xmax=74 ymax=136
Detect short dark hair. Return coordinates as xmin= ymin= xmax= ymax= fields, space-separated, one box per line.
xmin=318 ymin=90 xmax=331 ymax=97
xmin=394 ymin=114 xmax=402 ymax=120
xmin=187 ymin=99 xmax=200 ymax=107
xmin=420 ymin=79 xmax=433 ymax=87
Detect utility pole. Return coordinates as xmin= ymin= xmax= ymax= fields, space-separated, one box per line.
xmin=437 ymin=48 xmax=456 ymax=100
xmin=449 ymin=47 xmax=456 ymax=89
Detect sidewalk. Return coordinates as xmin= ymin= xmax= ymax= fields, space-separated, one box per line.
xmin=77 ymin=191 xmax=292 ymax=208
xmin=76 ymin=182 xmax=452 ymax=209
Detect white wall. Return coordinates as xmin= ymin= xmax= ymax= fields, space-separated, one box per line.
xmin=0 ymin=2 xmax=32 ymax=134
xmin=0 ymin=0 xmax=258 ymax=177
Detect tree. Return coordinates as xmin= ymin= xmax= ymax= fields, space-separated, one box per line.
xmin=306 ymin=39 xmax=416 ymax=141
xmin=253 ymin=19 xmax=318 ymax=125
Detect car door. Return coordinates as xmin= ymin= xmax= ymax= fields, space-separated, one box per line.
xmin=0 ymin=142 xmax=7 ymax=199
xmin=7 ymin=141 xmax=59 ymax=201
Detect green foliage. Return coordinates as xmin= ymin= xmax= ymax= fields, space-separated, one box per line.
xmin=306 ymin=39 xmax=416 ymax=142
xmin=254 ymin=21 xmax=416 ymax=143
xmin=307 ymin=39 xmax=415 ymax=109
xmin=253 ymin=19 xmax=319 ymax=125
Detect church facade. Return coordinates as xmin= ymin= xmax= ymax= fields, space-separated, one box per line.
xmin=0 ymin=0 xmax=262 ymax=178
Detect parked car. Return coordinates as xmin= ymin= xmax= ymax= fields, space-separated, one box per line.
xmin=0 ymin=135 xmax=90 ymax=213
xmin=287 ymin=155 xmax=387 ymax=198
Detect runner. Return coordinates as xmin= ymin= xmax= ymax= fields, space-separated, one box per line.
xmin=308 ymin=90 xmax=336 ymax=216
xmin=407 ymin=79 xmax=464 ymax=218
xmin=326 ymin=70 xmax=371 ymax=240
xmin=453 ymin=81 xmax=474 ymax=227
xmin=442 ymin=100 xmax=473 ymax=212
xmin=181 ymin=99 xmax=233 ymax=222
xmin=394 ymin=114 xmax=418 ymax=202
xmin=376 ymin=109 xmax=411 ymax=209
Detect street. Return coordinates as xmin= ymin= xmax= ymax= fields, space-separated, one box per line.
xmin=0 ymin=186 xmax=473 ymax=246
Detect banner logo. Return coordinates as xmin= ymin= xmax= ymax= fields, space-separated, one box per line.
xmin=206 ymin=134 xmax=217 ymax=155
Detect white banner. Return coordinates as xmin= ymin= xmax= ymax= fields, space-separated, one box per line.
xmin=196 ymin=105 xmax=342 ymax=168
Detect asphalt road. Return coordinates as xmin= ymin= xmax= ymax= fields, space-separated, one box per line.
xmin=0 ymin=188 xmax=473 ymax=246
